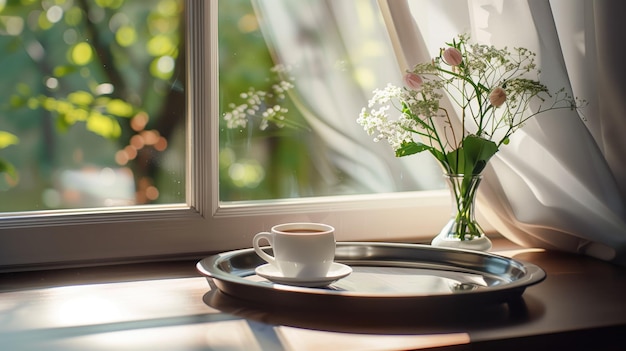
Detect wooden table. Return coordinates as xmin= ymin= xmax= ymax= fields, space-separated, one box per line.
xmin=1 ymin=240 xmax=625 ymax=350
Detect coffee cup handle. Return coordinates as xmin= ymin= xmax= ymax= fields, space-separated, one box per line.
xmin=253 ymin=232 xmax=275 ymax=264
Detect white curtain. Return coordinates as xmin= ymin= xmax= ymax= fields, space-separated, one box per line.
xmin=382 ymin=0 xmax=626 ymax=265
xmin=251 ymin=0 xmax=443 ymax=194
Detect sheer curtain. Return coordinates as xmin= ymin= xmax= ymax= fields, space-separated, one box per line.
xmin=382 ymin=0 xmax=626 ymax=265
xmin=251 ymin=0 xmax=443 ymax=194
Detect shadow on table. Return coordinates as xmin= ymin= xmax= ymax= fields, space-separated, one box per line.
xmin=202 ymin=287 xmax=545 ymax=335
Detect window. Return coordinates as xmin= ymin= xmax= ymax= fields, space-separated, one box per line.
xmin=0 ymin=0 xmax=451 ymax=271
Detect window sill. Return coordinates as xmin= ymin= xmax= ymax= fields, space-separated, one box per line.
xmin=1 ymin=238 xmax=625 ymax=350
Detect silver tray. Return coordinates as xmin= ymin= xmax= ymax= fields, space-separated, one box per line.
xmin=196 ymin=242 xmax=546 ymax=311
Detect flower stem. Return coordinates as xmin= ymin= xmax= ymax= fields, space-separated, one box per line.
xmin=444 ymin=174 xmax=484 ymax=240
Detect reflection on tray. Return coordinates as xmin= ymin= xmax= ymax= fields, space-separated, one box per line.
xmin=330 ymin=267 xmax=491 ymax=294
xmin=247 ymin=266 xmax=498 ymax=294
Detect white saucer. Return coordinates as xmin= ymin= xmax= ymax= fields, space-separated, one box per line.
xmin=255 ymin=262 xmax=352 ymax=287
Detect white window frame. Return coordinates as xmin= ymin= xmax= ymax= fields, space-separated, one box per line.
xmin=0 ymin=0 xmax=451 ymax=271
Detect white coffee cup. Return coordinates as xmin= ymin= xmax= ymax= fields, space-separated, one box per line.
xmin=253 ymin=222 xmax=336 ymax=279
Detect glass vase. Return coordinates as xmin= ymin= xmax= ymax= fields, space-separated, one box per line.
xmin=431 ymin=174 xmax=492 ymax=251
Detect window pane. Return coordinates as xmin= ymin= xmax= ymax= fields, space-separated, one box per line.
xmin=0 ymin=0 xmax=185 ymax=212
xmin=218 ymin=0 xmax=444 ymax=202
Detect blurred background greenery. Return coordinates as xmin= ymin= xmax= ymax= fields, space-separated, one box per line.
xmin=0 ymin=0 xmax=186 ymax=211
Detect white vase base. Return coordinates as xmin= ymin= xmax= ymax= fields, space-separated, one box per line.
xmin=431 ymin=234 xmax=492 ymax=251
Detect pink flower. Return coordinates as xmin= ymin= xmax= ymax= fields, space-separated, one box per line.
xmin=403 ymin=72 xmax=423 ymax=91
xmin=489 ymin=87 xmax=507 ymax=107
xmin=442 ymin=47 xmax=463 ymax=66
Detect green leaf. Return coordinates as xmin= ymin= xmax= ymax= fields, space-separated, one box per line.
xmin=0 ymin=159 xmax=17 ymax=181
xmin=441 ymin=136 xmax=498 ymax=175
xmin=68 ymin=91 xmax=94 ymax=107
xmin=0 ymin=131 xmax=19 ymax=149
xmin=461 ymin=135 xmax=498 ymax=175
xmin=86 ymin=112 xmax=122 ymax=139
xmin=106 ymin=99 xmax=134 ymax=117
xmin=445 ymin=148 xmax=465 ymax=174
xmin=396 ymin=141 xmax=457 ymax=174
xmin=395 ymin=141 xmax=430 ymax=157
xmin=55 ymin=112 xmax=74 ymax=132
xmin=53 ymin=65 xmax=79 ymax=77
xmin=9 ymin=95 xmax=25 ymax=108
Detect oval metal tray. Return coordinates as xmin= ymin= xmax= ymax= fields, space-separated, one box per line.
xmin=197 ymin=242 xmax=546 ymax=311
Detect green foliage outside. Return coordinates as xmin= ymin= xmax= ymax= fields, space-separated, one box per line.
xmin=0 ymin=0 xmax=185 ymax=211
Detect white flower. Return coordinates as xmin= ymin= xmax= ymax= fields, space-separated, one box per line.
xmin=222 ymin=65 xmax=295 ymax=131
xmin=357 ymin=84 xmax=417 ymax=152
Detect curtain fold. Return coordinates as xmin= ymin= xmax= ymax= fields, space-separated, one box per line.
xmin=251 ymin=0 xmax=443 ymax=194
xmin=382 ymin=0 xmax=626 ymax=265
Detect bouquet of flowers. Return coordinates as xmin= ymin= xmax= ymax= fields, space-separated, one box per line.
xmin=357 ymin=34 xmax=582 ymax=177
xmin=357 ymin=34 xmax=584 ymax=244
